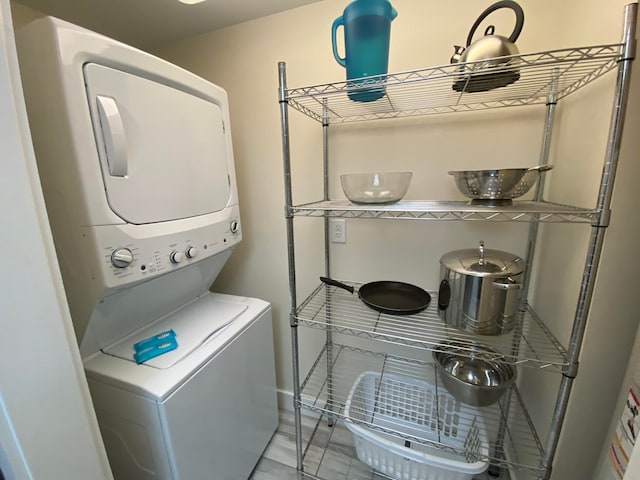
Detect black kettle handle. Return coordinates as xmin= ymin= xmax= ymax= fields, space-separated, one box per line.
xmin=465 ymin=0 xmax=525 ymax=47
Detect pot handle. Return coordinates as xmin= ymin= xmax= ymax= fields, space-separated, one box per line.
xmin=492 ymin=279 xmax=521 ymax=290
xmin=493 ymin=278 xmax=522 ymax=318
xmin=438 ymin=279 xmax=451 ymax=311
xmin=320 ymin=276 xmax=355 ymax=294
xmin=465 ymin=0 xmax=525 ymax=47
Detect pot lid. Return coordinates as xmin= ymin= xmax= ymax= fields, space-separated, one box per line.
xmin=440 ymin=241 xmax=524 ymax=277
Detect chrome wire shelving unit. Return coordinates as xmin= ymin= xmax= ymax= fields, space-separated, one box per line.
xmin=279 ymin=5 xmax=637 ymax=480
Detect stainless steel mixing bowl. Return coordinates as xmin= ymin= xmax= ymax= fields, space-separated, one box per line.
xmin=433 ymin=341 xmax=516 ymax=407
xmin=448 ymin=165 xmax=553 ymax=204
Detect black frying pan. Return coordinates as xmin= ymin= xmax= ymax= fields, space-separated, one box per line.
xmin=320 ymin=277 xmax=431 ymax=315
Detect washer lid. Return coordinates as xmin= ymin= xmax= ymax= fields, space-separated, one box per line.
xmin=84 ymin=63 xmax=232 ymax=224
xmin=440 ymin=243 xmax=524 ymax=277
xmin=102 ymin=295 xmax=247 ymax=369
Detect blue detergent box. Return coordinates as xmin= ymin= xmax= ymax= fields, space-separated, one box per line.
xmin=133 ymin=329 xmax=178 ymax=364
xmin=133 ymin=329 xmax=176 ymax=352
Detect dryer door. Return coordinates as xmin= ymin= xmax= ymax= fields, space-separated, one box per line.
xmin=84 ymin=63 xmax=232 ymax=224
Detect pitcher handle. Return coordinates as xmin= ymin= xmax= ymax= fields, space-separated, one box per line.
xmin=331 ymin=16 xmax=346 ymax=67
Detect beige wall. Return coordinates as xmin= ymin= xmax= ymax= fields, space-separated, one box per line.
xmin=10 ymin=0 xmax=640 ymax=478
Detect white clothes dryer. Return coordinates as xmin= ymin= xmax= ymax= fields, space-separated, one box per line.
xmin=16 ymin=16 xmax=243 ymax=356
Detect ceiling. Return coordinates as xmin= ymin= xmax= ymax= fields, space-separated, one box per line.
xmin=12 ymin=0 xmax=323 ymax=50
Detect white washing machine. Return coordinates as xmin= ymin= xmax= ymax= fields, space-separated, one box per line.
xmin=85 ymin=291 xmax=277 ymax=480
xmin=16 ymin=16 xmax=278 ymax=480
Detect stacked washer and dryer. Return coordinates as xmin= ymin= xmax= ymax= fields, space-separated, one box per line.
xmin=15 ymin=17 xmax=278 ymax=480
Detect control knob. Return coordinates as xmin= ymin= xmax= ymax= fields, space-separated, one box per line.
xmin=170 ymin=251 xmax=185 ymax=264
xmin=111 ymin=248 xmax=133 ymax=268
xmin=185 ymin=246 xmax=199 ymax=259
xmin=230 ymin=220 xmax=239 ymax=233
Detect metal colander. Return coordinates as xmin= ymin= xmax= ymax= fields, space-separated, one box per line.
xmin=449 ymin=165 xmax=553 ymax=204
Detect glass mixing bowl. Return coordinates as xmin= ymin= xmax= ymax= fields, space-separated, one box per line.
xmin=340 ymin=172 xmax=412 ymax=204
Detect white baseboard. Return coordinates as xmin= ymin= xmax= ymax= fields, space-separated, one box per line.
xmin=276 ymin=389 xmax=322 ymax=420
xmin=277 ymin=389 xmax=295 ymax=412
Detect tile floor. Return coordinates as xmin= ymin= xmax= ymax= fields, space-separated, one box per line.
xmin=249 ymin=410 xmax=302 ymax=479
xmin=249 ymin=410 xmax=507 ymax=480
xmin=249 ymin=409 xmax=368 ymax=480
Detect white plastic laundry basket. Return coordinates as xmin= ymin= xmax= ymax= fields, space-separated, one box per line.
xmin=344 ymin=371 xmax=489 ymax=480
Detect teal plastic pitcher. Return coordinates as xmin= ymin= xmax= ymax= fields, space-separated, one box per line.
xmin=331 ymin=0 xmax=398 ymax=102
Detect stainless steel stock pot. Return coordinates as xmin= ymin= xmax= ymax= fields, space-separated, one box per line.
xmin=438 ymin=241 xmax=524 ymax=335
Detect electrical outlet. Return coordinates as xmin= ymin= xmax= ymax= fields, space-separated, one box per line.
xmin=330 ymin=219 xmax=346 ymax=243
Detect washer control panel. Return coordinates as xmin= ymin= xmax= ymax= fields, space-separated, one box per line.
xmin=92 ymin=212 xmax=241 ymax=289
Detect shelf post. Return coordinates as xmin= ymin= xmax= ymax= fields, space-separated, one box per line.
xmin=322 ymin=100 xmax=337 ymax=426
xmin=539 ymin=3 xmax=637 ymax=479
xmin=278 ymin=61 xmax=305 ymax=471
xmin=487 ymin=64 xmax=560 ymax=479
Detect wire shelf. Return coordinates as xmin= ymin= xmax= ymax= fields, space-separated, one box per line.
xmin=285 ymin=44 xmax=622 ymax=124
xmin=298 ymin=344 xmax=545 ymax=476
xmin=296 ymin=282 xmax=568 ymax=370
xmin=298 ymin=414 xmax=512 ymax=480
xmin=290 ymin=200 xmax=599 ymax=223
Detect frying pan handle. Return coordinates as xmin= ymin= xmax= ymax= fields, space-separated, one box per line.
xmin=320 ymin=277 xmax=355 ymax=294
xmin=438 ymin=280 xmax=451 ymax=311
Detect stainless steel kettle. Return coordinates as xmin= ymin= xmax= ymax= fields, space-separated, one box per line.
xmin=450 ymin=0 xmax=525 ymax=92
